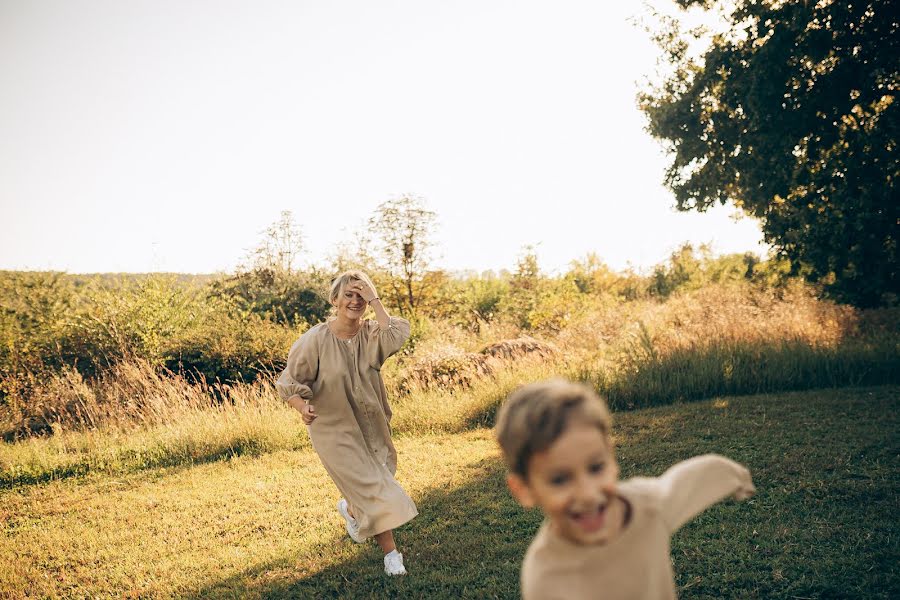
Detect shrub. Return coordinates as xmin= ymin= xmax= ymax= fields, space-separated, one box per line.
xmin=0 ymin=271 xmax=75 ymax=378
xmin=207 ymin=268 xmax=330 ymax=328
xmin=162 ymin=299 xmax=300 ymax=385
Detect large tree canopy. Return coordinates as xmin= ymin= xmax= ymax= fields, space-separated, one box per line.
xmin=640 ymin=0 xmax=898 ymax=307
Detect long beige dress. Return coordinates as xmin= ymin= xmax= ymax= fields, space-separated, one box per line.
xmin=276 ymin=317 xmax=418 ymax=538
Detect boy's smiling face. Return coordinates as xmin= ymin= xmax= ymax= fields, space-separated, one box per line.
xmin=508 ymin=422 xmax=622 ymax=545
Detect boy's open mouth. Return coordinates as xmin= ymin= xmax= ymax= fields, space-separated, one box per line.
xmin=569 ymin=504 xmax=607 ymax=533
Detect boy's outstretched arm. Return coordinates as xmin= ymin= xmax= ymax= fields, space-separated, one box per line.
xmin=657 ymin=454 xmax=755 ymax=532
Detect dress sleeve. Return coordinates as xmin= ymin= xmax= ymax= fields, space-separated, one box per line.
xmin=657 ymin=454 xmax=755 ymax=533
xmin=275 ymin=330 xmax=319 ymax=402
xmin=366 ymin=317 xmax=411 ymax=369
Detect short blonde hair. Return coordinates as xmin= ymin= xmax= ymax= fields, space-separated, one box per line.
xmin=494 ymin=379 xmax=613 ymax=479
xmin=329 ymin=270 xmax=379 ymax=306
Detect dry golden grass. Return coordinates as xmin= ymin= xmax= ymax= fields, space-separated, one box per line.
xmin=557 ymin=282 xmax=858 ymax=359
xmin=2 ymin=280 xmax=896 ymax=486
xmin=2 ymin=360 xmax=278 ymax=439
xmin=396 ymin=337 xmax=555 ymax=392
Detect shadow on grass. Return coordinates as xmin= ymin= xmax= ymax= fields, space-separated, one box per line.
xmin=188 ymin=455 xmax=540 ymax=599
xmin=186 ymin=387 xmax=898 ymax=599
xmin=0 ymin=435 xmax=307 ymax=490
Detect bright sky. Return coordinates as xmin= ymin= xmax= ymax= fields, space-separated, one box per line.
xmin=0 ymin=0 xmax=765 ymax=276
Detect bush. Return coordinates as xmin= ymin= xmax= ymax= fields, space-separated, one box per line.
xmin=207 ymin=268 xmax=331 ymax=328
xmin=53 ymin=275 xmax=201 ymax=375
xmin=0 ymin=271 xmax=75 ymax=378
xmin=163 ymin=304 xmax=299 ymax=385
xmin=1 ymin=273 xmax=303 ymax=411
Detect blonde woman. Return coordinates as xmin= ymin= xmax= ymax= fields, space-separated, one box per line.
xmin=276 ymin=270 xmax=417 ymax=576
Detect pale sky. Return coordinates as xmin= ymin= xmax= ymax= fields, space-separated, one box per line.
xmin=0 ymin=0 xmax=765 ymax=276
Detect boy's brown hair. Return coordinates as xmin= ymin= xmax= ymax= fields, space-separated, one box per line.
xmin=495 ymin=379 xmax=613 ymax=479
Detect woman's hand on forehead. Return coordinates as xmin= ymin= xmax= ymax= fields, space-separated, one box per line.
xmin=349 ymin=280 xmax=377 ymax=302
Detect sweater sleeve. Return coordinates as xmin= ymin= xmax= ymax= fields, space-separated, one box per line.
xmin=366 ymin=317 xmax=411 ymax=369
xmin=275 ymin=330 xmax=319 ymax=402
xmin=657 ymin=454 xmax=755 ymax=533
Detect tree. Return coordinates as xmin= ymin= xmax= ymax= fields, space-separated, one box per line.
xmin=507 ymin=246 xmax=542 ymax=328
xmin=567 ymin=253 xmax=623 ymax=295
xmin=247 ymin=210 xmax=304 ymax=275
xmin=640 ymin=0 xmax=899 ymax=307
xmin=215 ymin=211 xmax=329 ymax=328
xmin=367 ymin=194 xmax=438 ymax=317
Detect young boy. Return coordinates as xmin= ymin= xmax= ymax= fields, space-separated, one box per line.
xmin=495 ymin=379 xmax=755 ymax=600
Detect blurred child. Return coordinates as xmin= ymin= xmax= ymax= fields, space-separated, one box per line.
xmin=495 ymin=379 xmax=755 ymax=599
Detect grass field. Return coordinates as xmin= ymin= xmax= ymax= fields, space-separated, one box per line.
xmin=2 ymin=386 xmax=898 ymax=599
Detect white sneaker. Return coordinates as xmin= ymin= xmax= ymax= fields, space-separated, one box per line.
xmin=383 ymin=550 xmax=407 ymax=576
xmin=336 ymin=499 xmax=366 ymax=543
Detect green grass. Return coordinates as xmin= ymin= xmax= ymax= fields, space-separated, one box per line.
xmin=1 ymin=386 xmax=897 ymax=598
xmin=0 ymin=403 xmax=310 ymax=489
xmin=589 ymin=338 xmax=900 ymax=411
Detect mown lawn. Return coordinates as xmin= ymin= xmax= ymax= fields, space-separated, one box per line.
xmin=1 ymin=386 xmax=897 ymax=599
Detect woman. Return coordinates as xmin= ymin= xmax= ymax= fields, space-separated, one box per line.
xmin=276 ymin=270 xmax=417 ymax=576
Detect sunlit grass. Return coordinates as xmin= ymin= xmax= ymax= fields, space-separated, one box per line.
xmin=0 ymin=358 xmax=557 ymax=487
xmin=389 ymin=356 xmax=564 ymax=434
xmin=1 ymin=386 xmax=896 ymax=598
xmin=0 ymin=402 xmax=308 ymax=488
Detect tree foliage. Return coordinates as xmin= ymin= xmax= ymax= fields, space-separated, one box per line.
xmin=214 ymin=211 xmax=329 ymax=328
xmin=207 ymin=268 xmax=330 ymax=328
xmin=640 ymin=0 xmax=899 ymax=307
xmin=367 ymin=194 xmax=438 ymax=317
xmin=246 ymin=210 xmax=304 ymax=275
xmin=648 ymin=243 xmax=757 ymax=297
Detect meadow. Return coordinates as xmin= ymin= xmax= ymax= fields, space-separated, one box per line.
xmin=1 ymin=386 xmax=897 ymax=598
xmin=1 ymin=249 xmax=898 ymax=598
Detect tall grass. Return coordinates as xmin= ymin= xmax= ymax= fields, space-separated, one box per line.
xmin=2 ymin=281 xmax=897 ymax=488
xmin=582 ymin=338 xmax=898 ymax=411
xmin=2 ymin=360 xmax=276 ymax=437
xmin=0 ymin=362 xmax=307 ymax=488
xmin=389 ymin=355 xmax=563 ymax=434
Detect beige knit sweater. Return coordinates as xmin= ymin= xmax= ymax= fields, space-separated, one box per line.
xmin=521 ymin=454 xmax=754 ymax=600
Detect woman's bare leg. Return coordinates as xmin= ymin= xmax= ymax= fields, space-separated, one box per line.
xmin=346 ymin=504 xmax=397 ymax=554
xmin=374 ymin=530 xmax=396 ymax=554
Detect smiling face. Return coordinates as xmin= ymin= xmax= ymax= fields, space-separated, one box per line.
xmin=508 ymin=422 xmax=621 ymax=545
xmin=334 ymin=281 xmax=367 ymax=321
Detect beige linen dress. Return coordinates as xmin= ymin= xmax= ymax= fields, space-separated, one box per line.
xmin=276 ymin=317 xmax=418 ymax=538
